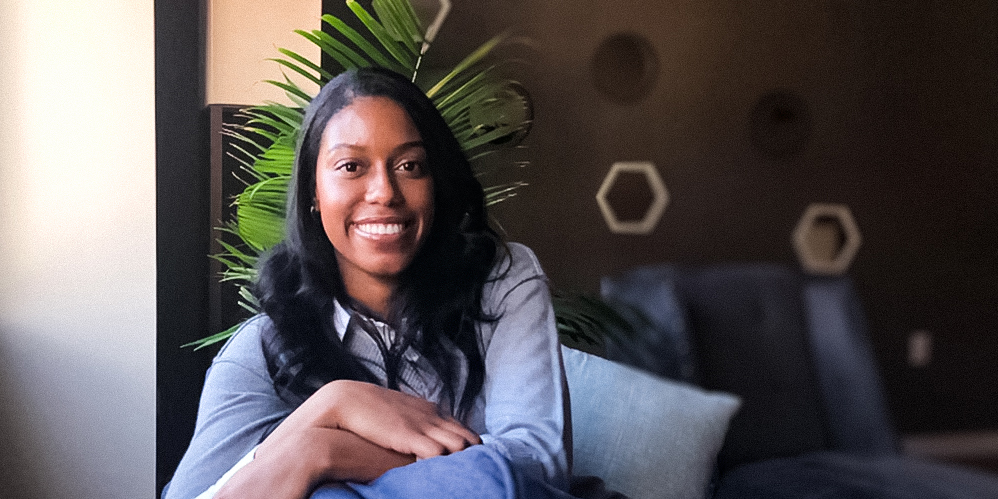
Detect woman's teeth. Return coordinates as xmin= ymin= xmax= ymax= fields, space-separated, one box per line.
xmin=355 ymin=223 xmax=404 ymax=235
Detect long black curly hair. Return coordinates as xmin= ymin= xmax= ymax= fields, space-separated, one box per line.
xmin=255 ymin=67 xmax=503 ymax=418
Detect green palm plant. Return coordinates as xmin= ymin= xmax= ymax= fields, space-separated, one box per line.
xmin=189 ymin=0 xmax=532 ymax=349
xmin=189 ymin=0 xmax=631 ymax=350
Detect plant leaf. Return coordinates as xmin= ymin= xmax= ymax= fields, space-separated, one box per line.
xmin=277 ymin=47 xmax=335 ymax=82
xmin=426 ymin=33 xmax=506 ymax=98
xmin=321 ymin=13 xmax=403 ymax=73
xmin=268 ymin=57 xmax=324 ymax=87
xmin=183 ymin=323 xmax=242 ymax=350
xmin=264 ymin=78 xmax=314 ymax=105
xmin=347 ymin=0 xmax=415 ymax=70
xmin=551 ymin=292 xmax=637 ymax=346
xmin=236 ymin=176 xmax=290 ymax=251
xmin=372 ymin=0 xmax=422 ymax=55
xmin=300 ymin=29 xmax=363 ymax=71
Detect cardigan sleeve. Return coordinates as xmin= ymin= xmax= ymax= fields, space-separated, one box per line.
xmin=163 ymin=316 xmax=295 ymax=499
xmin=477 ymin=243 xmax=571 ymax=491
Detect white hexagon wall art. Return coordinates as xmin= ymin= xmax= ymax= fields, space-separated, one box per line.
xmin=596 ymin=161 xmax=669 ymax=235
xmin=792 ymin=203 xmax=862 ymax=275
xmin=412 ymin=0 xmax=451 ymax=51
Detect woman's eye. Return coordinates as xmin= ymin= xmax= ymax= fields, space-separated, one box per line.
xmin=398 ymin=161 xmax=424 ymax=175
xmin=337 ymin=162 xmax=360 ymax=173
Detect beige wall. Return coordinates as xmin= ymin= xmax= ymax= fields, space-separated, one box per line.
xmin=206 ymin=0 xmax=321 ymax=105
xmin=0 ymin=0 xmax=156 ymax=497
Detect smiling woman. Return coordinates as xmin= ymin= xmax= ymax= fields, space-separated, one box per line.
xmin=163 ymin=67 xmax=576 ymax=499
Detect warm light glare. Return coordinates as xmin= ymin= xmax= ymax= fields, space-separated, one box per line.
xmin=0 ymin=1 xmax=156 ymax=497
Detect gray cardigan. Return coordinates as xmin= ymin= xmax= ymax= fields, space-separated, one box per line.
xmin=164 ymin=243 xmax=569 ymax=499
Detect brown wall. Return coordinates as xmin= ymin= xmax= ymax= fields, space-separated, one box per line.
xmin=420 ymin=0 xmax=998 ymax=434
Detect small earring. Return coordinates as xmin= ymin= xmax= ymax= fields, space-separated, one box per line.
xmin=310 ymin=204 xmax=320 ymax=216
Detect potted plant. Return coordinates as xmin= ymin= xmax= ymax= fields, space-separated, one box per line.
xmin=190 ymin=0 xmax=629 ymax=350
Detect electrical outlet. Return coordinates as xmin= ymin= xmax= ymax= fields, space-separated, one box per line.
xmin=907 ymin=330 xmax=933 ymax=368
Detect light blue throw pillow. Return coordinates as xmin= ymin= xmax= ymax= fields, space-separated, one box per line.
xmin=562 ymin=346 xmax=741 ymax=499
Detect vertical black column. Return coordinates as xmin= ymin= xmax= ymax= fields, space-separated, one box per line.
xmin=155 ymin=0 xmax=213 ymax=495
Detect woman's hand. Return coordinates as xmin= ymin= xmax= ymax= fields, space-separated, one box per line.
xmin=276 ymin=379 xmax=481 ymax=460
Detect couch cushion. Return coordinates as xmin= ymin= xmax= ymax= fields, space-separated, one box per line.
xmin=675 ymin=264 xmax=829 ymax=470
xmin=562 ymin=346 xmax=740 ymax=499
xmin=600 ymin=265 xmax=697 ymax=382
xmin=714 ymin=451 xmax=998 ymax=499
xmin=804 ymin=278 xmax=898 ymax=454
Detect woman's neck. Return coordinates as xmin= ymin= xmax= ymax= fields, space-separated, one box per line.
xmin=341 ymin=274 xmax=395 ymax=320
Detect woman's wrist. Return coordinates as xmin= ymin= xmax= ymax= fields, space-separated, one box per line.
xmin=322 ymin=429 xmax=416 ymax=483
xmin=311 ymin=379 xmax=349 ymax=428
xmin=214 ymin=451 xmax=314 ymax=499
xmin=259 ymin=424 xmax=415 ymax=486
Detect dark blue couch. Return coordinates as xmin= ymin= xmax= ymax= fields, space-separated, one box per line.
xmin=601 ymin=263 xmax=998 ymax=498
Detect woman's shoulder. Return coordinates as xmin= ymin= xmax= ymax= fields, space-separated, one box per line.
xmin=212 ymin=314 xmax=275 ymax=368
xmin=483 ymin=242 xmax=548 ymax=305
xmin=489 ymin=242 xmax=545 ymax=282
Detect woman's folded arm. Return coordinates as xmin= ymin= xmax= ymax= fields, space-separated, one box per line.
xmin=201 ymin=378 xmax=480 ymax=499
xmin=213 ymin=426 xmax=415 ymax=499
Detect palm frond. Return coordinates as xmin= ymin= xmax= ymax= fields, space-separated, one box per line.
xmin=321 ymin=14 xmax=399 ymax=71
xmin=347 ymin=0 xmax=416 ymax=69
xmin=268 ymin=56 xmax=324 ymax=87
xmin=235 ymin=176 xmax=290 ymax=251
xmin=215 ymin=240 xmax=260 ymax=267
xmin=372 ymin=0 xmax=423 ymax=53
xmin=276 ymin=47 xmax=336 ymax=82
xmin=299 ymin=29 xmax=365 ymax=71
xmin=483 ymin=181 xmax=527 ymax=206
xmin=183 ymin=322 xmax=243 ymax=351
xmin=552 ymin=292 xmax=637 ymax=346
xmin=426 ymin=33 xmax=505 ymax=98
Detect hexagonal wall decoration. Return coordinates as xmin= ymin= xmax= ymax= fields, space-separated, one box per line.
xmin=596 ymin=161 xmax=669 ymax=235
xmin=792 ymin=203 xmax=862 ymax=275
xmin=413 ymin=0 xmax=451 ymax=46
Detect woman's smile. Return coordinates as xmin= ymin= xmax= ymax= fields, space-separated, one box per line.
xmin=350 ymin=215 xmax=413 ymax=238
xmin=354 ymin=222 xmax=406 ymax=236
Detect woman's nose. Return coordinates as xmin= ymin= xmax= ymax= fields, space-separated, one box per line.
xmin=365 ymin=165 xmax=401 ymax=205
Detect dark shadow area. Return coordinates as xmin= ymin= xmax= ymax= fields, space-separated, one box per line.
xmin=155 ymin=0 xmax=215 ymax=495
xmin=0 ymin=333 xmax=48 ymax=499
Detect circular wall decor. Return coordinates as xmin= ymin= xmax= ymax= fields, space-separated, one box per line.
xmin=749 ymin=89 xmax=812 ymax=157
xmin=589 ymin=32 xmax=659 ymax=105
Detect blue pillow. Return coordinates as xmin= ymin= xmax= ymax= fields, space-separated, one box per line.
xmin=562 ymin=346 xmax=740 ymax=499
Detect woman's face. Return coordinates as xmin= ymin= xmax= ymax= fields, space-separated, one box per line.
xmin=315 ymin=96 xmax=435 ymax=293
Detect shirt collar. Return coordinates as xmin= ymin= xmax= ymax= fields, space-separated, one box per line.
xmin=334 ymin=298 xmax=418 ymax=362
xmin=333 ymin=298 xmax=352 ymax=341
xmin=333 ymin=298 xmax=396 ymax=341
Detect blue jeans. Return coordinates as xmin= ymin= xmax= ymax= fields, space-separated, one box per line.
xmin=311 ymin=445 xmax=576 ymax=499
